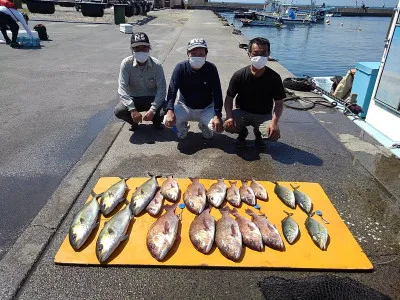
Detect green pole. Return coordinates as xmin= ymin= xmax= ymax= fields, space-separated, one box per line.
xmin=114 ymin=4 xmax=126 ymax=25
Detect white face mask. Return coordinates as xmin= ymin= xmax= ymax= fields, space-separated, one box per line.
xmin=250 ymin=56 xmax=267 ymax=69
xmin=189 ymin=57 xmax=206 ymax=70
xmin=135 ymin=52 xmax=149 ymax=63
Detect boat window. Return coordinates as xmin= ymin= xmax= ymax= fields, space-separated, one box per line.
xmin=374 ymin=25 xmax=400 ymax=113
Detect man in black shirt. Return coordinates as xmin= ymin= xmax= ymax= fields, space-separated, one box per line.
xmin=163 ymin=38 xmax=223 ymax=139
xmin=224 ymin=37 xmax=286 ymax=147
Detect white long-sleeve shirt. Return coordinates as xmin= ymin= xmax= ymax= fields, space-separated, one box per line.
xmin=0 ymin=6 xmax=34 ymax=38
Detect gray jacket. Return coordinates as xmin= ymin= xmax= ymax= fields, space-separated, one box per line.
xmin=118 ymin=55 xmax=166 ymax=112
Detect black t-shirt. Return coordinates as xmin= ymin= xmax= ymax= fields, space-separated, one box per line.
xmin=226 ymin=66 xmax=286 ymax=115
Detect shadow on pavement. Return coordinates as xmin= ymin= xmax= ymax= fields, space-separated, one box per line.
xmin=129 ymin=127 xmax=323 ymax=166
xmin=129 ymin=125 xmax=177 ymax=144
xmin=265 ymin=142 xmax=324 ymax=166
xmin=136 ymin=16 xmax=157 ymax=26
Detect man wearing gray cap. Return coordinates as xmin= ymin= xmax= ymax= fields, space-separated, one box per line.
xmin=163 ymin=38 xmax=223 ymax=139
xmin=115 ymin=32 xmax=166 ymax=131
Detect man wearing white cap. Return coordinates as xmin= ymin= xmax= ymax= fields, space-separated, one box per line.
xmin=115 ymin=32 xmax=166 ymax=131
xmin=163 ymin=38 xmax=223 ymax=139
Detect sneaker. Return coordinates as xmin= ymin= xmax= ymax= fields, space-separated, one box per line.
xmin=177 ymin=122 xmax=190 ymax=139
xmin=5 ymin=40 xmax=12 ymax=45
xmin=198 ymin=123 xmax=213 ymax=139
xmin=235 ymin=137 xmax=247 ymax=148
xmin=10 ymin=42 xmax=22 ymax=48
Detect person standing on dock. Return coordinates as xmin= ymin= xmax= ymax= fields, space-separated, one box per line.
xmin=115 ymin=32 xmax=167 ymax=131
xmin=224 ymin=37 xmax=286 ymax=148
xmin=163 ymin=38 xmax=224 ymax=139
xmin=0 ymin=0 xmax=33 ymax=48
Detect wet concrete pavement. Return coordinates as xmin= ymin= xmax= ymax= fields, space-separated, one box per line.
xmin=0 ymin=20 xmax=122 ymax=259
xmin=1 ymin=9 xmax=399 ymax=300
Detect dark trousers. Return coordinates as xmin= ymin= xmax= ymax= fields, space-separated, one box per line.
xmin=114 ymin=96 xmax=166 ymax=126
xmin=0 ymin=12 xmax=19 ymax=43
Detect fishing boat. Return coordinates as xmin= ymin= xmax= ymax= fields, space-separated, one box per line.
xmin=240 ymin=18 xmax=283 ymax=27
xmin=256 ymin=0 xmax=318 ymax=25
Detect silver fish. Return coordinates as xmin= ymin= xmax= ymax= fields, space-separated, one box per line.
xmin=282 ymin=212 xmax=299 ymax=244
xmin=274 ymin=182 xmax=295 ymax=209
xmin=96 ymin=204 xmax=133 ymax=263
xmin=69 ymin=195 xmax=100 ymax=251
xmin=215 ymin=207 xmax=242 ymax=261
xmin=291 ymin=184 xmax=312 ymax=214
xmin=206 ymin=179 xmax=227 ymax=208
xmin=189 ymin=207 xmax=215 ymax=254
xmin=99 ymin=178 xmax=127 ymax=215
xmin=245 ymin=209 xmax=285 ymax=251
xmin=226 ymin=181 xmax=241 ymax=207
xmin=305 ymin=215 xmax=329 ymax=250
xmin=230 ymin=208 xmax=263 ymax=251
xmin=250 ymin=179 xmax=268 ymax=201
xmin=146 ymin=188 xmax=164 ymax=217
xmin=147 ymin=204 xmax=180 ymax=261
xmin=240 ymin=180 xmax=256 ymax=206
xmin=184 ymin=177 xmax=207 ymax=215
xmin=160 ymin=175 xmax=179 ymax=202
xmin=130 ymin=174 xmax=160 ymax=216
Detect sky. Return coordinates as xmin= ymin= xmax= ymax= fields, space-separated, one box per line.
xmin=209 ymin=0 xmax=399 ymax=7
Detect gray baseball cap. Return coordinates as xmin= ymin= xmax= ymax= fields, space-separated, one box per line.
xmin=187 ymin=38 xmax=208 ymax=51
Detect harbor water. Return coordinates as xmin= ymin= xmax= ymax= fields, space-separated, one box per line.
xmin=221 ymin=13 xmax=392 ymax=77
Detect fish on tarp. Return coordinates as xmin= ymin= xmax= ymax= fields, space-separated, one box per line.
xmin=184 ymin=177 xmax=207 ymax=215
xmin=189 ymin=207 xmax=215 ymax=254
xmin=226 ymin=181 xmax=241 ymax=207
xmin=245 ymin=209 xmax=285 ymax=251
xmin=282 ymin=211 xmax=299 ymax=244
xmin=96 ymin=204 xmax=133 ymax=263
xmin=146 ymin=188 xmax=164 ymax=217
xmin=215 ymin=207 xmax=242 ymax=261
xmin=69 ymin=194 xmax=100 ymax=251
xmin=129 ymin=174 xmax=160 ymax=216
xmin=250 ymin=179 xmax=268 ymax=201
xmin=206 ymin=179 xmax=227 ymax=208
xmin=273 ymin=182 xmax=295 ymax=209
xmin=291 ymin=184 xmax=312 ymax=214
xmin=305 ymin=214 xmax=329 ymax=250
xmin=147 ymin=203 xmax=180 ymax=261
xmin=240 ymin=180 xmax=256 ymax=206
xmin=160 ymin=175 xmax=179 ymax=202
xmin=99 ymin=178 xmax=127 ymax=215
xmin=230 ymin=208 xmax=263 ymax=251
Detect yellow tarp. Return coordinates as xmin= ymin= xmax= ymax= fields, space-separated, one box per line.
xmin=55 ymin=177 xmax=373 ymax=270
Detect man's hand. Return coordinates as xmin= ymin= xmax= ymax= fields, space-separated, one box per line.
xmin=164 ymin=110 xmax=176 ymax=128
xmin=211 ymin=116 xmax=224 ymax=133
xmin=268 ymin=121 xmax=280 ymax=140
xmin=130 ymin=110 xmax=142 ymax=124
xmin=143 ymin=110 xmax=154 ymax=121
xmin=224 ymin=118 xmax=236 ymax=133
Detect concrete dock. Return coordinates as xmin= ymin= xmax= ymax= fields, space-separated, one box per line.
xmin=0 ymin=9 xmax=399 ymax=300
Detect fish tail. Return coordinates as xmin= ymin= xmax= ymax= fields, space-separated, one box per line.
xmin=164 ymin=203 xmax=179 ymax=212
xmin=245 ymin=208 xmax=255 ymax=217
xmin=188 ymin=177 xmax=197 ymax=182
xmin=290 ymin=183 xmax=299 ymax=190
xmin=219 ymin=206 xmax=230 ymax=216
xmin=148 ymin=172 xmax=162 ymax=178
xmin=272 ymin=181 xmax=278 ymax=185
xmin=229 ymin=207 xmax=238 ymax=216
xmin=228 ymin=181 xmax=237 ymax=186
